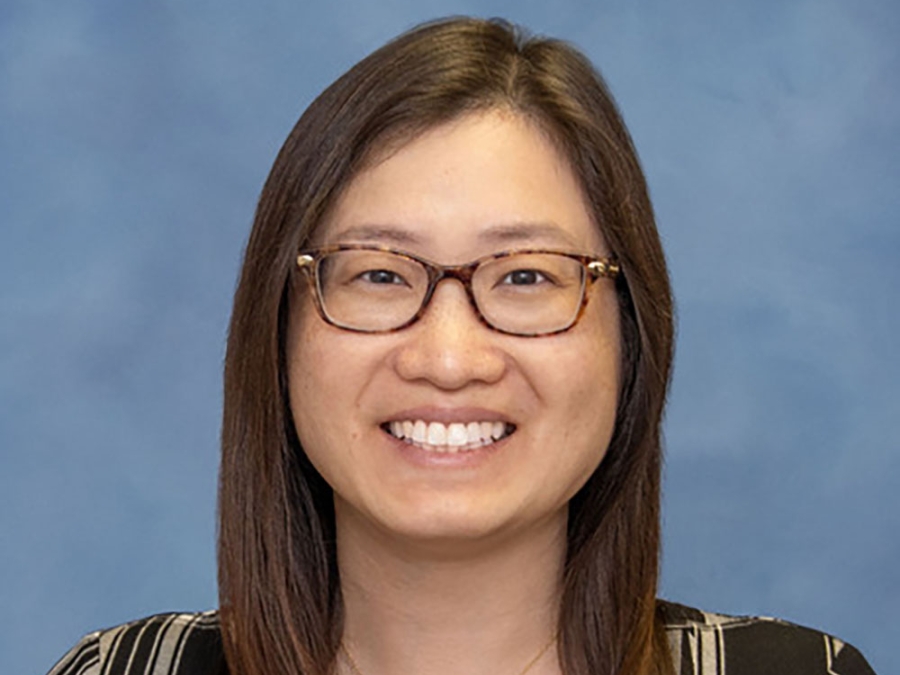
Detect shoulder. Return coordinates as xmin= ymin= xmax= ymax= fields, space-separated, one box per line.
xmin=47 ymin=610 xmax=225 ymax=675
xmin=658 ymin=600 xmax=876 ymax=675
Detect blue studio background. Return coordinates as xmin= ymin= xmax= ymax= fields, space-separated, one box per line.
xmin=1 ymin=1 xmax=896 ymax=673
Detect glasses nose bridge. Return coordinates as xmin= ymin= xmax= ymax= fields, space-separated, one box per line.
xmin=420 ymin=260 xmax=482 ymax=320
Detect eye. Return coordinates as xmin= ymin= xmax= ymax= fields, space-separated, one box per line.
xmin=357 ymin=269 xmax=408 ymax=286
xmin=500 ymin=269 xmax=550 ymax=286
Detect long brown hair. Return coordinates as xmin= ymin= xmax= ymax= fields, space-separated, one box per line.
xmin=219 ymin=17 xmax=675 ymax=675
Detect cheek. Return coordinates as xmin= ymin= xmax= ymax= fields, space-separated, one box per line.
xmin=287 ymin=304 xmax=345 ymax=453
xmin=286 ymin=304 xmax=383 ymax=452
xmin=286 ymin=317 xmax=362 ymax=497
xmin=548 ymin=302 xmax=622 ymax=450
xmin=288 ymin=291 xmax=360 ymax=400
xmin=288 ymin=317 xmax=326 ymax=411
xmin=558 ymin=350 xmax=618 ymax=438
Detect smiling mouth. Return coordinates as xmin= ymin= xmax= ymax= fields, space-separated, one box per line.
xmin=382 ymin=420 xmax=516 ymax=453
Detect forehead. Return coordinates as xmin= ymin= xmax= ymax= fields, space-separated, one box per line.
xmin=318 ymin=110 xmax=607 ymax=258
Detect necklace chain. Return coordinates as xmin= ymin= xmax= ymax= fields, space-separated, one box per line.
xmin=340 ymin=632 xmax=558 ymax=675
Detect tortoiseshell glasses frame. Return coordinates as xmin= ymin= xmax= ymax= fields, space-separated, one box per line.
xmin=295 ymin=244 xmax=621 ymax=337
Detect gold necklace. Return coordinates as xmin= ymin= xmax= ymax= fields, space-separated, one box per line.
xmin=340 ymin=632 xmax=558 ymax=675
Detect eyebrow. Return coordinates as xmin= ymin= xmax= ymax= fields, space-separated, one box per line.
xmin=330 ymin=222 xmax=582 ymax=249
xmin=330 ymin=225 xmax=425 ymax=246
xmin=477 ymin=222 xmax=581 ymax=248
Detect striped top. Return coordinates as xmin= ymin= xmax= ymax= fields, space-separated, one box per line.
xmin=47 ymin=601 xmax=877 ymax=675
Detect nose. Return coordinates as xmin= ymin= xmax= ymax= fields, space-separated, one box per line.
xmin=392 ymin=278 xmax=507 ymax=390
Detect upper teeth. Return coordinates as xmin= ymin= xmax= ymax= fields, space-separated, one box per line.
xmin=387 ymin=420 xmax=512 ymax=451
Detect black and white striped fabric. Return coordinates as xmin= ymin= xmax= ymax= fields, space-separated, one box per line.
xmin=47 ymin=611 xmax=225 ymax=675
xmin=47 ymin=601 xmax=877 ymax=675
xmin=658 ymin=602 xmax=876 ymax=675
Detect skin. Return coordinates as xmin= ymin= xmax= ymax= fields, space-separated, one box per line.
xmin=287 ymin=110 xmax=622 ymax=675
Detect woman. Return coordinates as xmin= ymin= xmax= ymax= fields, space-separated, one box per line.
xmin=48 ymin=16 xmax=876 ymax=675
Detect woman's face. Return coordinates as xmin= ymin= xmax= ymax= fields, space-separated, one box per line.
xmin=287 ymin=110 xmax=621 ymax=547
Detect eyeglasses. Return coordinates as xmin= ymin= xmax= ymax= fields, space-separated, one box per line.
xmin=295 ymin=244 xmax=620 ymax=337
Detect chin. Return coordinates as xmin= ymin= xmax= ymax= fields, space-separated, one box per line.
xmin=349 ymin=495 xmax=514 ymax=548
xmin=375 ymin=495 xmax=565 ymax=554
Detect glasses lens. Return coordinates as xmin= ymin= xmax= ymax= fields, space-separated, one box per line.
xmin=316 ymin=250 xmax=428 ymax=331
xmin=473 ymin=253 xmax=586 ymax=335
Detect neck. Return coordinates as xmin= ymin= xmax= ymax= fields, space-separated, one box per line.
xmin=335 ymin=505 xmax=567 ymax=675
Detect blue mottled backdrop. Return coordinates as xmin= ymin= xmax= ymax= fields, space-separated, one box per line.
xmin=1 ymin=1 xmax=896 ymax=673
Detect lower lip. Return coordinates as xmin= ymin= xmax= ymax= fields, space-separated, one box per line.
xmin=381 ymin=428 xmax=510 ymax=468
